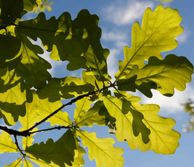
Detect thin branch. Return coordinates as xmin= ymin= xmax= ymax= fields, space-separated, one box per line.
xmin=13 ymin=134 xmax=26 ymax=157
xmin=22 ymin=83 xmax=115 ymax=133
xmin=29 ymin=125 xmax=71 ymax=135
xmin=0 ymin=125 xmax=29 ymax=136
xmin=0 ymin=82 xmax=115 ymax=137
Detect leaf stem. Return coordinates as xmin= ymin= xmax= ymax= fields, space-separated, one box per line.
xmin=22 ymin=83 xmax=115 ymax=133
xmin=0 ymin=82 xmax=116 ymax=137
xmin=13 ymin=134 xmax=26 ymax=157
xmin=29 ymin=125 xmax=71 ymax=135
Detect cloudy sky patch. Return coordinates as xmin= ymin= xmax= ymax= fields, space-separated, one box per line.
xmin=104 ymin=0 xmax=154 ymax=26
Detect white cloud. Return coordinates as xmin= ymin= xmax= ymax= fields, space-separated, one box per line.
xmin=104 ymin=0 xmax=154 ymax=26
xmin=102 ymin=31 xmax=127 ymax=42
xmin=142 ymin=83 xmax=194 ymax=114
xmin=176 ymin=29 xmax=190 ymax=44
xmin=107 ymin=48 xmax=120 ymax=79
xmin=30 ymin=38 xmax=70 ymax=77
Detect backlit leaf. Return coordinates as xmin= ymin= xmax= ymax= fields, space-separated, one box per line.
xmin=117 ymin=54 xmax=193 ymax=97
xmin=38 ymin=77 xmax=94 ymax=101
xmin=17 ymin=10 xmax=109 ymax=73
xmin=19 ymin=92 xmax=71 ymax=130
xmin=77 ymin=130 xmax=124 ymax=167
xmin=116 ymin=5 xmax=183 ymax=79
xmin=0 ymin=131 xmax=17 ymax=153
xmin=5 ymin=158 xmax=22 ymax=167
xmin=65 ymin=146 xmax=85 ymax=167
xmin=102 ymin=95 xmax=180 ymax=154
xmin=15 ymin=35 xmax=51 ymax=89
xmin=26 ymin=130 xmax=77 ymax=167
xmin=74 ymin=98 xmax=106 ymax=127
xmin=27 ymin=154 xmax=57 ymax=167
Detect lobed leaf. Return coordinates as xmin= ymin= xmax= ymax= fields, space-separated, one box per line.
xmin=19 ymin=92 xmax=71 ymax=130
xmin=102 ymin=95 xmax=180 ymax=154
xmin=5 ymin=158 xmax=22 ymax=167
xmin=26 ymin=130 xmax=76 ymax=167
xmin=117 ymin=54 xmax=193 ymax=97
xmin=116 ymin=5 xmax=183 ymax=79
xmin=74 ymin=98 xmax=107 ymax=127
xmin=26 ymin=130 xmax=77 ymax=167
xmin=77 ymin=130 xmax=124 ymax=167
xmin=0 ymin=131 xmax=17 ymax=153
xmin=37 ymin=76 xmax=94 ymax=101
xmin=17 ymin=10 xmax=109 ymax=76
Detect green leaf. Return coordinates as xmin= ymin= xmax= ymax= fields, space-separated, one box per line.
xmin=74 ymin=98 xmax=106 ymax=127
xmin=117 ymin=54 xmax=193 ymax=97
xmin=0 ymin=35 xmax=22 ymax=65
xmin=23 ymin=159 xmax=33 ymax=167
xmin=26 ymin=130 xmax=77 ymax=167
xmin=27 ymin=154 xmax=57 ymax=167
xmin=38 ymin=77 xmax=94 ymax=101
xmin=116 ymin=5 xmax=183 ymax=79
xmin=60 ymin=76 xmax=94 ymax=99
xmin=0 ymin=68 xmax=26 ymax=124
xmin=5 ymin=158 xmax=22 ymax=167
xmin=66 ymin=146 xmax=85 ymax=167
xmin=0 ymin=0 xmax=23 ymax=26
xmin=19 ymin=92 xmax=71 ymax=131
xmin=0 ymin=102 xmax=26 ymax=125
xmin=102 ymin=95 xmax=180 ymax=154
xmin=77 ymin=130 xmax=124 ymax=167
xmin=17 ymin=10 xmax=109 ymax=73
xmin=23 ymin=0 xmax=37 ymax=12
xmin=17 ymin=12 xmax=58 ymax=51
xmin=0 ymin=131 xmax=17 ymax=153
xmin=102 ymin=95 xmax=150 ymax=144
xmin=5 ymin=158 xmax=34 ymax=167
xmin=140 ymin=105 xmax=180 ymax=154
xmin=15 ymin=35 xmax=51 ymax=89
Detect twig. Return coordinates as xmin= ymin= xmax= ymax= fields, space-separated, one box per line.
xmin=21 ymin=83 xmax=115 ymax=133
xmin=29 ymin=125 xmax=71 ymax=135
xmin=0 ymin=82 xmax=116 ymax=137
xmin=13 ymin=134 xmax=26 ymax=157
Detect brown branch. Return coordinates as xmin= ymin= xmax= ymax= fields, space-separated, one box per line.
xmin=29 ymin=125 xmax=71 ymax=135
xmin=0 ymin=125 xmax=29 ymax=136
xmin=0 ymin=82 xmax=115 ymax=137
xmin=13 ymin=134 xmax=26 ymax=157
xmin=21 ymin=83 xmax=115 ymax=133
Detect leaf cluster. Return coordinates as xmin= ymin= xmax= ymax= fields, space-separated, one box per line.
xmin=0 ymin=1 xmax=193 ymax=167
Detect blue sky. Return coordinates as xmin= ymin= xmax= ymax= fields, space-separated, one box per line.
xmin=1 ymin=0 xmax=194 ymax=166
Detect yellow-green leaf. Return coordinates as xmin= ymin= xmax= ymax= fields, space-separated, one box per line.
xmin=117 ymin=54 xmax=193 ymax=97
xmin=116 ymin=5 xmax=183 ymax=79
xmin=0 ymin=131 xmax=17 ymax=153
xmin=74 ymin=97 xmax=92 ymax=124
xmin=5 ymin=158 xmax=22 ymax=167
xmin=77 ymin=130 xmax=124 ymax=167
xmin=102 ymin=95 xmax=180 ymax=154
xmin=15 ymin=35 xmax=51 ymax=88
xmin=19 ymin=92 xmax=71 ymax=131
xmin=74 ymin=98 xmax=106 ymax=127
xmin=66 ymin=146 xmax=86 ymax=167
xmin=26 ymin=130 xmax=77 ymax=167
xmin=27 ymin=154 xmax=57 ymax=167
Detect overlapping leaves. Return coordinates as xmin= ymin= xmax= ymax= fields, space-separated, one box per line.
xmin=116 ymin=5 xmax=183 ymax=79
xmin=102 ymin=94 xmax=180 ymax=154
xmin=0 ymin=3 xmax=193 ymax=167
xmin=16 ymin=9 xmax=109 ymax=78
